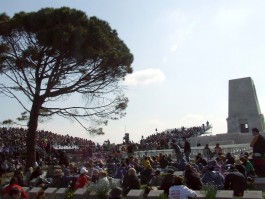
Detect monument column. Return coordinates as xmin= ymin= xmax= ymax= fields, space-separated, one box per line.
xmin=227 ymin=77 xmax=265 ymax=133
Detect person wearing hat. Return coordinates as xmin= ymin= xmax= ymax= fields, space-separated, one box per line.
xmin=168 ymin=176 xmax=196 ymax=199
xmin=234 ymin=158 xmax=247 ymax=178
xmin=74 ymin=167 xmax=89 ymax=190
xmin=108 ymin=187 xmax=123 ymax=199
xmin=224 ymin=165 xmax=246 ymax=196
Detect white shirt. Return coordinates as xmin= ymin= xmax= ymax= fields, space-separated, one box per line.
xmin=169 ymin=185 xmax=196 ymax=199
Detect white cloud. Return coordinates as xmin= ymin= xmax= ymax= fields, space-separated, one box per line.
xmin=170 ymin=20 xmax=198 ymax=52
xmin=125 ymin=68 xmax=166 ymax=86
xmin=214 ymin=7 xmax=252 ymax=34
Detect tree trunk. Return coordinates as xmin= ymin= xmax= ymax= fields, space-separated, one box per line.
xmin=25 ymin=97 xmax=42 ymax=169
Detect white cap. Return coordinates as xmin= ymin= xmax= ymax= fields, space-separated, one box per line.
xmin=80 ymin=167 xmax=88 ymax=174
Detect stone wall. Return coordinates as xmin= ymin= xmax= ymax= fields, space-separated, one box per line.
xmin=190 ymin=132 xmax=265 ymax=147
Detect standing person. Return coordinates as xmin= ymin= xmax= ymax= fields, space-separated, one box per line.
xmin=203 ymin=144 xmax=212 ymax=160
xmin=183 ymin=139 xmax=191 ymax=162
xmin=250 ymin=127 xmax=265 ymax=177
xmin=172 ymin=139 xmax=182 ymax=163
xmin=214 ymin=143 xmax=223 ymax=156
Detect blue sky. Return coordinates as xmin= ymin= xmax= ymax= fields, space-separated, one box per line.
xmin=0 ymin=0 xmax=265 ymax=144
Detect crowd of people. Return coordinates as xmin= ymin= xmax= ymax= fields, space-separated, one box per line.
xmin=137 ymin=123 xmax=211 ymax=150
xmin=0 ymin=126 xmax=265 ymax=199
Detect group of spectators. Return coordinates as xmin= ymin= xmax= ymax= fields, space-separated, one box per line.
xmin=1 ymin=126 xmax=265 ymax=199
xmin=137 ymin=122 xmax=210 ymax=150
xmin=0 ymin=127 xmax=100 ymax=176
xmin=0 ymin=143 xmax=256 ymax=198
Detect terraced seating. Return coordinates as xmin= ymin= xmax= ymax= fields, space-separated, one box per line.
xmin=18 ymin=186 xmax=265 ymax=199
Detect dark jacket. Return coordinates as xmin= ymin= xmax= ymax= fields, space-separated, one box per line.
xmin=224 ymin=171 xmax=246 ymax=196
xmin=253 ymin=135 xmax=265 ymax=154
xmin=122 ymin=174 xmax=140 ymax=194
xmin=160 ymin=173 xmax=174 ymax=196
xmin=184 ymin=169 xmax=202 ymax=190
xmin=184 ymin=141 xmax=191 ymax=153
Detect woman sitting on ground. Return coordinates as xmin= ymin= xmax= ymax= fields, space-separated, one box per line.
xmin=184 ymin=164 xmax=202 ymax=190
xmin=149 ymin=169 xmax=162 ymax=187
xmin=122 ymin=168 xmax=140 ymax=195
xmin=240 ymin=156 xmax=255 ymax=177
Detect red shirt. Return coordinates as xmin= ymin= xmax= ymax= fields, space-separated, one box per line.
xmin=74 ymin=174 xmax=89 ymax=189
xmin=2 ymin=184 xmax=29 ymax=199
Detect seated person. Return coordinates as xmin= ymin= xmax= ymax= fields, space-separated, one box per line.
xmin=224 ymin=165 xmax=246 ymax=197
xmin=234 ymin=158 xmax=247 ymax=178
xmin=122 ymin=168 xmax=140 ymax=195
xmin=149 ymin=169 xmax=162 ymax=187
xmin=91 ymin=169 xmax=100 ymax=183
xmin=195 ymin=153 xmax=207 ymax=171
xmin=225 ymin=153 xmax=235 ymax=165
xmin=159 ymin=154 xmax=169 ymax=169
xmin=29 ymin=166 xmax=42 ymax=182
xmin=169 ymin=176 xmax=196 ymax=199
xmin=184 ymin=164 xmax=202 ymax=190
xmin=74 ymin=167 xmax=89 ymax=190
xmin=109 ymin=187 xmax=123 ymax=199
xmin=6 ymin=187 xmax=23 ymax=199
xmin=160 ymin=169 xmax=174 ymax=196
xmin=240 ymin=156 xmax=255 ymax=177
xmin=97 ymin=171 xmax=110 ymax=189
xmin=201 ymin=165 xmax=224 ymax=189
xmin=177 ymin=158 xmax=187 ymax=171
xmin=2 ymin=177 xmax=29 ymax=199
xmin=49 ymin=169 xmax=63 ymax=188
xmin=140 ymin=163 xmax=153 ymax=184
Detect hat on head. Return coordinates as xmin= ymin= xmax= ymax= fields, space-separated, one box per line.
xmin=235 ymin=159 xmax=243 ymax=166
xmin=80 ymin=167 xmax=88 ymax=174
